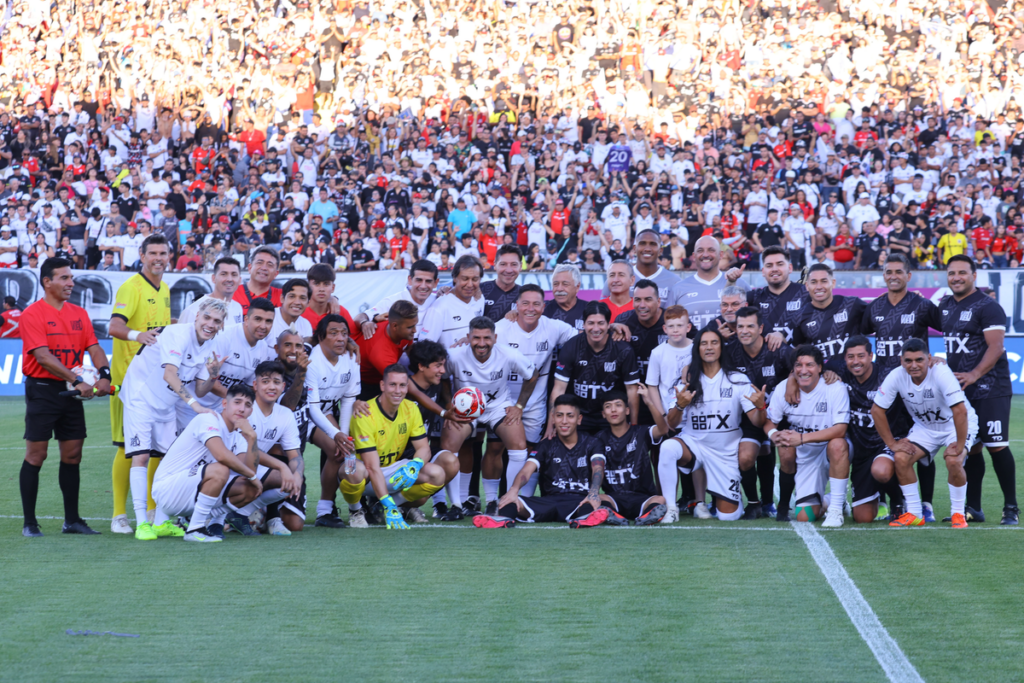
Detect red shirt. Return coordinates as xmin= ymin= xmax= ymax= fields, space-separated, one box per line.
xmin=854 ymin=130 xmax=878 ymax=149
xmin=833 ymin=234 xmax=855 ymax=262
xmin=973 ymin=228 xmax=993 ymax=252
xmin=600 ymin=297 xmax=634 ymax=322
xmin=21 ymin=299 xmax=98 ymax=380
xmin=480 ymin=233 xmax=499 ymax=265
xmin=233 ymin=284 xmax=282 ymax=316
xmin=236 ymin=129 xmax=266 ymax=156
xmin=301 ymin=303 xmax=356 ymax=336
xmin=352 ymin=321 xmax=413 ymax=387
xmin=0 ymin=308 xmax=22 ymax=338
xmin=191 ymin=146 xmax=215 ymax=173
xmin=389 ymin=235 xmax=409 ymax=260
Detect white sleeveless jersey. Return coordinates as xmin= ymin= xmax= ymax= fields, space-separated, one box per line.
xmin=646 ymin=341 xmax=693 ymax=415
xmin=122 ymin=322 xmax=212 ymax=412
xmin=419 ymin=292 xmax=485 ymax=348
xmin=194 ymin=323 xmax=274 ymax=410
xmin=154 ymin=412 xmax=245 ymax=483
xmin=447 ymin=343 xmax=537 ymax=407
xmin=680 ymin=370 xmax=755 ymax=458
xmin=874 ymin=363 xmax=978 ymax=433
xmin=180 ymin=295 xmax=245 ymax=326
xmin=767 ymin=377 xmax=850 ymax=434
xmin=495 ymin=316 xmax=577 ymax=412
xmin=249 ymin=401 xmax=302 ymax=454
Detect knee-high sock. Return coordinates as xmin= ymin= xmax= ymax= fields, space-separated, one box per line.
xmin=522 ymin=471 xmax=540 ymax=498
xmin=112 ymin=449 xmax=130 ymax=516
xmin=901 ymin=483 xmax=923 ymax=518
xmin=58 ymin=461 xmax=80 ymax=522
xmin=394 ymin=482 xmax=443 ymax=504
xmin=468 ymin=440 xmax=482 ymax=499
xmin=146 ymin=457 xmax=160 ymax=511
xmin=20 ymin=461 xmax=41 ymax=526
xmin=778 ymin=470 xmax=796 ymax=512
xmin=445 ymin=471 xmax=463 ymax=507
xmin=917 ymin=459 xmax=936 ymax=505
xmin=884 ymin=476 xmax=904 ymax=508
xmin=829 ymin=477 xmax=848 ymax=513
xmin=965 ymin=451 xmax=985 ymax=510
xmin=740 ymin=466 xmax=759 ymax=504
xmin=233 ymin=488 xmax=290 ymax=516
xmin=153 ymin=507 xmax=171 ymax=526
xmin=459 ymin=472 xmax=472 ymax=503
xmin=990 ymin=448 xmax=1017 ymax=507
xmin=658 ymin=440 xmax=684 ymax=506
xmin=679 ymin=471 xmax=696 ymax=503
xmin=505 ymin=449 xmax=528 ymax=491
xmin=187 ymin=493 xmax=218 ymax=532
xmin=757 ymin=453 xmax=775 ymax=505
xmin=339 ymin=479 xmax=366 ymax=510
xmin=482 ymin=478 xmax=500 ymax=503
xmin=949 ymin=482 xmax=967 ymax=516
xmin=130 ymin=466 xmax=149 ymax=524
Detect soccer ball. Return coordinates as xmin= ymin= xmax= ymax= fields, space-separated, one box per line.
xmin=452 ymin=387 xmax=486 ymax=419
xmin=67 ymin=365 xmax=100 ymax=399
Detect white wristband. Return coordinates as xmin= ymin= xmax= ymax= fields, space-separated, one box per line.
xmin=187 ymin=398 xmax=196 ymax=407
xmin=440 ymin=409 xmax=447 ymax=419
xmin=128 ymin=330 xmax=140 ymax=342
xmin=767 ymin=429 xmax=778 ymax=439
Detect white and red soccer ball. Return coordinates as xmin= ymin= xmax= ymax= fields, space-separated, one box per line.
xmin=452 ymin=387 xmax=486 ymax=419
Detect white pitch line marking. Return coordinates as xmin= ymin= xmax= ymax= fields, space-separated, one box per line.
xmin=792 ymin=521 xmax=924 ymax=683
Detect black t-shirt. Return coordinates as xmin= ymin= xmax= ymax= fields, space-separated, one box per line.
xmin=755 ymin=222 xmax=785 ymax=248
xmin=480 ymin=280 xmax=519 ymax=321
xmin=792 ymin=295 xmax=868 ymax=360
xmin=726 ymin=338 xmax=794 ymax=394
xmin=595 ymin=425 xmax=659 ymax=496
xmin=544 ymin=298 xmax=588 ymax=332
xmin=939 ymin=289 xmax=1011 ymax=400
xmin=554 ymin=336 xmax=640 ymax=417
xmin=614 ymin=310 xmax=667 ymax=424
xmin=350 ymin=248 xmax=376 ymax=269
xmin=861 ymin=291 xmax=942 ymax=374
xmin=825 ymin=359 xmax=910 ymax=458
xmin=747 ymin=282 xmax=809 ymax=342
xmin=530 ymin=433 xmax=603 ymax=496
xmin=855 ymin=232 xmax=887 ymax=266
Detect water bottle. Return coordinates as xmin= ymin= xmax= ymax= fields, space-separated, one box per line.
xmin=344 ymin=452 xmax=357 ymax=475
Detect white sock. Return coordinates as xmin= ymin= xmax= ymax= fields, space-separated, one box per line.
xmin=234 ymin=489 xmax=289 ymax=516
xmin=483 ymin=478 xmax=500 ymax=502
xmin=949 ymin=483 xmax=967 ymax=516
xmin=446 ymin=471 xmax=463 ymax=507
xmin=459 ymin=473 xmax=472 ymax=502
xmin=392 ymin=492 xmax=409 ymax=505
xmin=829 ymin=478 xmax=848 ymax=513
xmin=658 ymin=439 xmax=683 ymax=506
xmin=901 ymin=483 xmax=923 ymax=518
xmin=208 ymin=505 xmax=228 ymax=526
xmin=431 ymin=489 xmax=447 ymax=506
xmin=505 ymin=449 xmax=528 ymax=489
xmin=349 ymin=502 xmax=362 ymax=512
xmin=153 ymin=507 xmax=170 ymax=526
xmin=129 ymin=466 xmax=149 ymax=524
xmin=187 ymin=493 xmax=218 ymax=532
xmin=316 ymin=499 xmax=334 ymax=518
xmin=522 ymin=472 xmax=540 ymax=498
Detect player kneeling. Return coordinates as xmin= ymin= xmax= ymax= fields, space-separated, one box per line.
xmin=342 ymin=364 xmax=455 ymax=529
xmin=151 ymin=385 xmax=299 ymax=542
xmin=763 ymin=345 xmax=850 ymax=526
xmin=871 ymin=339 xmax=978 ymax=529
xmin=477 ymin=394 xmax=611 ymax=529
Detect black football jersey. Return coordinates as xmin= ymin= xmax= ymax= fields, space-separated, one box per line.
xmin=939 ymin=289 xmax=1011 ymax=400
xmin=862 ymin=291 xmax=942 ymax=374
xmin=480 ymin=280 xmax=520 ymax=322
xmin=792 ymin=295 xmax=868 ymax=360
xmin=727 ymin=338 xmax=794 ymax=394
xmin=595 ymin=425 xmax=659 ymax=496
xmin=748 ymin=282 xmax=809 ymax=342
xmin=529 ymin=432 xmax=604 ymax=496
xmin=826 ymin=359 xmax=910 ymax=460
xmin=554 ymin=336 xmax=640 ymax=416
xmin=616 ymin=310 xmax=667 ymax=425
xmin=544 ymin=298 xmax=588 ymax=332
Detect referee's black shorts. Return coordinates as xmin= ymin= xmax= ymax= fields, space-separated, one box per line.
xmin=24 ymin=377 xmax=87 ymax=442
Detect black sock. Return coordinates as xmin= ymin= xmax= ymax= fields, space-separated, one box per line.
xmin=778 ymin=471 xmax=796 ymax=512
xmin=740 ymin=467 xmax=759 ymax=504
xmin=989 ymin=448 xmax=1017 ymax=508
xmin=757 ymin=453 xmax=775 ymax=505
xmin=58 ymin=461 xmax=80 ymax=522
xmin=965 ymin=451 xmax=986 ymax=510
xmin=499 ymin=503 xmax=518 ymax=519
xmin=916 ymin=459 xmax=936 ymax=505
xmin=679 ymin=471 xmax=696 ymax=503
xmin=266 ymin=502 xmax=280 ymax=520
xmin=20 ymin=461 xmax=41 ymax=526
xmin=469 ymin=440 xmax=482 ymax=499
xmin=884 ymin=477 xmax=904 ymax=508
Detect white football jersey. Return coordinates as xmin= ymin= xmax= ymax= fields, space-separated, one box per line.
xmin=121 ymin=323 xmax=212 ymax=412
xmin=495 ymin=316 xmax=577 ymax=413
xmin=680 ymin=370 xmax=755 ymax=457
xmin=249 ymin=401 xmax=302 ymax=454
xmin=646 ymin=341 xmax=693 ymax=414
xmin=153 ymin=412 xmax=245 ymax=483
xmin=419 ymin=292 xmax=485 ymax=348
xmin=874 ymin=363 xmax=978 ymax=433
xmin=305 ymin=344 xmax=361 ymax=438
xmin=447 ymin=342 xmax=537 ymax=407
xmin=194 ymin=324 xmax=274 ymax=410
xmin=269 ymin=310 xmax=313 ymax=344
xmin=180 ymin=295 xmax=245 ymax=326
xmin=767 ymin=377 xmax=849 ymax=434
xmin=364 ymin=286 xmax=438 ymax=325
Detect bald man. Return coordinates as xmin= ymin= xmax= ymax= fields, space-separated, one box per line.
xmin=673 ymin=236 xmax=749 ymax=332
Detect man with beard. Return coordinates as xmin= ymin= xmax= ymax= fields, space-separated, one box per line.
xmin=355 ymin=260 xmax=440 ymax=339
xmin=480 ymin=245 xmax=522 ymax=321
xmin=746 ymin=246 xmax=808 ymax=349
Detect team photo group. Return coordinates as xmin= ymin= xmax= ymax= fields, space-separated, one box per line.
xmin=17 ymin=225 xmax=1019 ymax=541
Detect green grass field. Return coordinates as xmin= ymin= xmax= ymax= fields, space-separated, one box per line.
xmin=1 ymin=398 xmax=1023 ymax=682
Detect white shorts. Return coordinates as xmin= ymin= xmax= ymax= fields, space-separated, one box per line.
xmin=904 ymin=423 xmax=978 ymax=461
xmin=522 ymin=404 xmax=546 ymax=444
xmin=153 ymin=462 xmax=230 ymax=518
xmin=123 ymin=397 xmax=176 ymax=457
xmin=795 ymin=442 xmax=829 ymax=507
xmin=476 ymin=398 xmax=514 ymax=431
xmin=364 ymin=459 xmax=415 ymax=499
xmin=679 ymin=438 xmax=742 ymax=505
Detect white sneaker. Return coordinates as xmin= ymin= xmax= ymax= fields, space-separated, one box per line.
xmin=663 ymin=506 xmax=680 ymax=524
xmin=404 ymin=507 xmax=428 ymax=524
xmin=822 ymin=505 xmax=845 ymax=528
xmin=349 ymin=509 xmax=369 ymax=528
xmin=110 ymin=514 xmax=133 ymax=534
xmin=249 ymin=508 xmax=266 ymax=532
xmin=267 ymin=517 xmax=291 ymax=536
xmin=146 ymin=509 xmax=155 ymax=524
xmin=693 ymin=502 xmax=712 ymax=519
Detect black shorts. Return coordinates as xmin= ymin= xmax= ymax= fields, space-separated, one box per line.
xmin=518 ymin=493 xmax=588 ymax=522
xmin=579 ymin=413 xmax=610 ymax=435
xmin=608 ymin=491 xmax=658 ymax=519
xmin=971 ymin=396 xmax=1011 ymax=448
xmin=24 ymin=377 xmax=87 ymax=442
xmin=850 ymin=451 xmax=884 ymax=508
xmin=270 ymin=453 xmax=306 ymax=516
xmin=740 ymin=413 xmax=768 ymax=446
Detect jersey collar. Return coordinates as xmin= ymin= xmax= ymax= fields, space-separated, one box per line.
xmin=694 ymin=271 xmax=723 ymax=286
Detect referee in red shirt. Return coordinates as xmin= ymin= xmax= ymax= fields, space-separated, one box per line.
xmin=20 ymin=258 xmax=112 ymax=537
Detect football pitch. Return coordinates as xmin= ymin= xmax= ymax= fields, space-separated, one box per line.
xmin=1 ymin=399 xmax=1023 ymax=683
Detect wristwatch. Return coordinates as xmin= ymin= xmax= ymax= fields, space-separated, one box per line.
xmin=72 ymin=375 xmax=85 ymax=387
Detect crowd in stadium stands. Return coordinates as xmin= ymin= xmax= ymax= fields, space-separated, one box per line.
xmin=2 ymin=0 xmax=1024 ymax=273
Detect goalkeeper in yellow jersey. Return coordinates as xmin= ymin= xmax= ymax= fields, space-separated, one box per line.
xmin=108 ymin=234 xmax=172 ymax=534
xmin=343 ymin=364 xmax=454 ymax=529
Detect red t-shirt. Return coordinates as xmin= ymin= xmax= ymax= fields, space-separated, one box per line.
xmin=480 ymin=233 xmax=499 ymax=265
xmin=833 ymin=234 xmax=855 ymax=262
xmin=21 ymin=299 xmax=98 ymax=380
xmin=237 ymin=129 xmax=266 ymax=157
xmin=389 ymin=235 xmax=409 ymax=260
xmin=301 ymin=303 xmax=356 ymax=336
xmin=233 ymin=284 xmax=283 ymax=316
xmin=352 ymin=320 xmax=413 ymax=388
xmin=600 ymin=297 xmax=634 ymax=322
xmin=973 ymin=228 xmax=993 ymax=252
xmin=0 ymin=308 xmax=22 ymax=338
xmin=191 ymin=146 xmax=215 ymax=173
